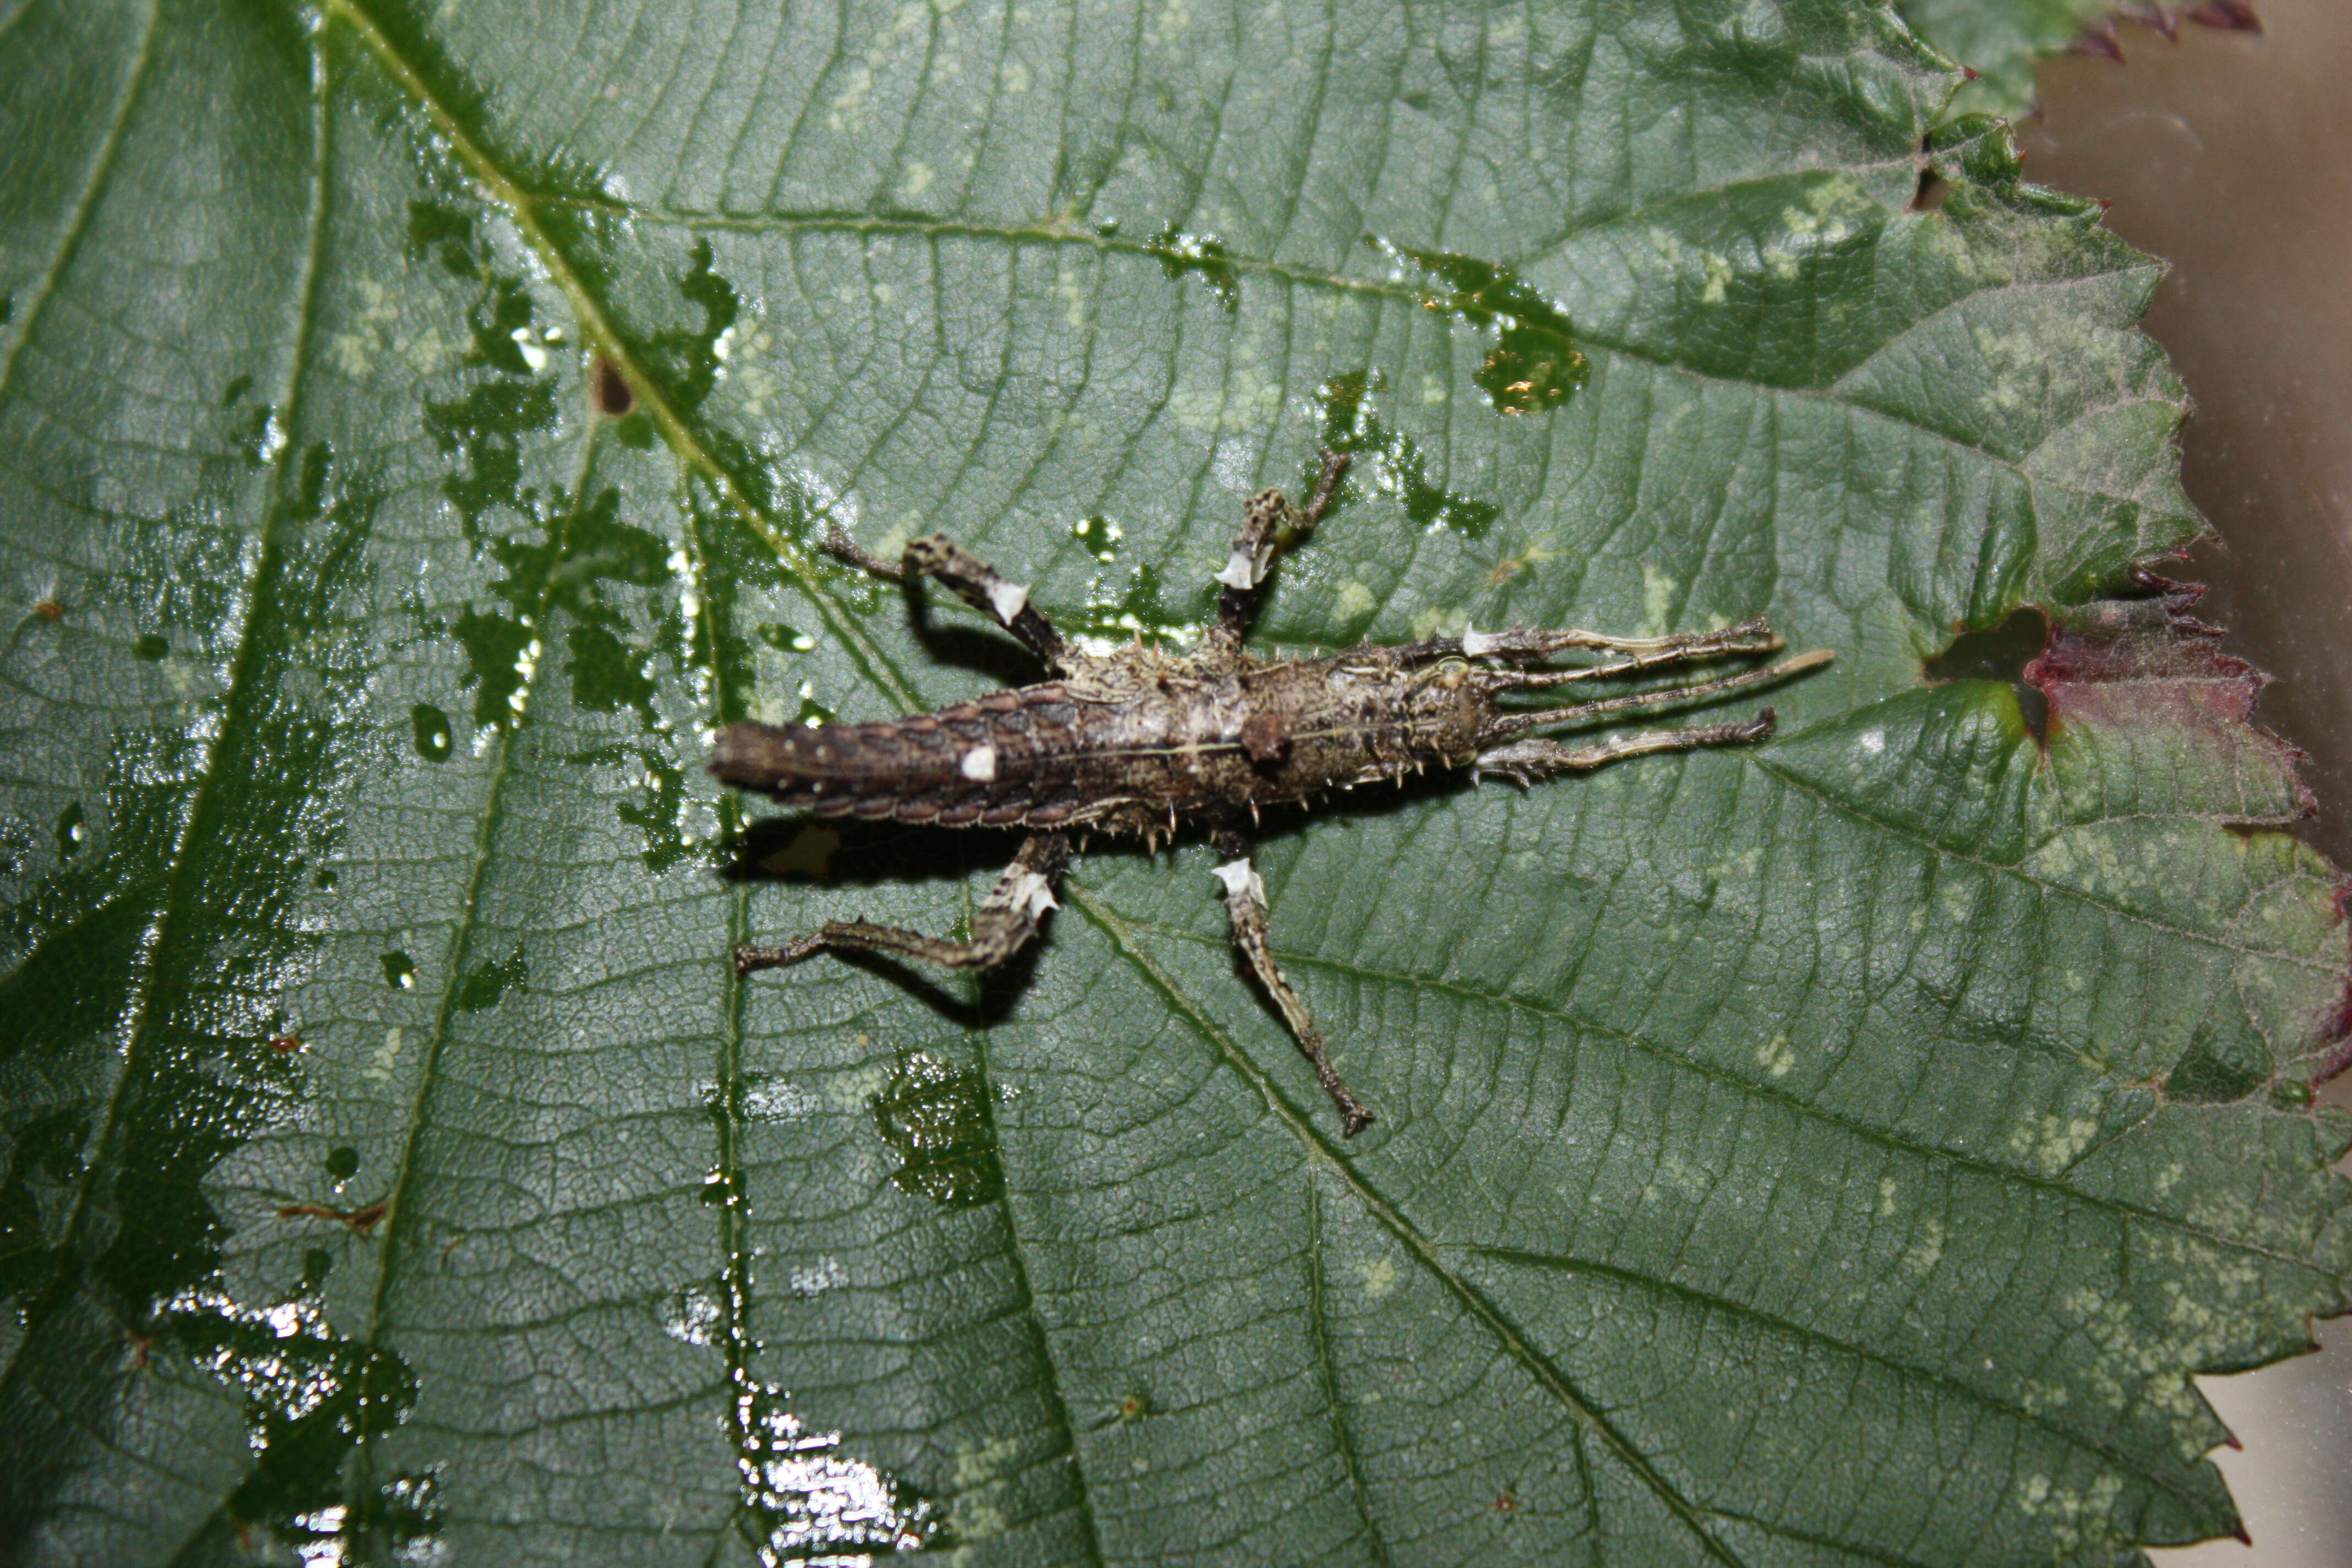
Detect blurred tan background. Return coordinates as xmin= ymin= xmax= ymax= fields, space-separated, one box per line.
xmin=2010 ymin=1 xmax=2352 ymax=1562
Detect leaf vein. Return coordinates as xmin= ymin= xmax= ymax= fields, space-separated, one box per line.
xmin=0 ymin=0 xmax=159 ymax=405
xmin=1068 ymin=882 xmax=1751 ymax=1568
xmin=1470 ymin=1243 xmax=2208 ymax=1510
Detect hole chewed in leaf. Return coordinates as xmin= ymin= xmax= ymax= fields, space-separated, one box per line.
xmin=1312 ymin=372 xmax=1501 ymax=540
xmin=1922 ymin=606 xmax=2052 ymax=742
xmin=1368 ymin=238 xmax=1589 ymax=415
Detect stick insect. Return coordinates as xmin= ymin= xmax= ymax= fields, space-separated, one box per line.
xmin=711 ymin=451 xmax=1831 ymax=1134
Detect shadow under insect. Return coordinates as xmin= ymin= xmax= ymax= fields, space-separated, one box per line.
xmin=725 ymin=818 xmax=1050 ymax=1030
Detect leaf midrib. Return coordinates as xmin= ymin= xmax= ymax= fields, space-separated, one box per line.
xmin=348 ymin=420 xmax=605 ymax=1436
xmin=1302 ymin=1182 xmax=1398 ymax=1568
xmin=324 ymin=0 xmax=922 ymax=716
xmin=317 ymin=9 xmax=1123 ymax=1556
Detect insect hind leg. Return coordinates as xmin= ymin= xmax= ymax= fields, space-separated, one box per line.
xmin=1211 ymin=829 xmax=1376 ymax=1136
xmin=737 ymin=831 xmax=1070 ymax=975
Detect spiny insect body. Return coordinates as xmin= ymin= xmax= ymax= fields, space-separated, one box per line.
xmin=712 ymin=451 xmax=1831 ymax=1135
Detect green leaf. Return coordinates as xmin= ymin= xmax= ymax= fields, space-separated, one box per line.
xmin=1894 ymin=0 xmax=2114 ymax=116
xmin=2 ymin=1 xmax=2346 ymax=1564
xmin=1890 ymin=1 xmax=2267 ymax=121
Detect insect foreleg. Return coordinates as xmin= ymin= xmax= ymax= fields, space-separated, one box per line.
xmin=1210 ymin=829 xmax=1376 ymax=1136
xmin=1408 ymin=617 xmax=1785 ymax=669
xmin=1201 ymin=449 xmax=1352 ymax=659
xmin=1473 ymin=713 xmax=1778 ymax=783
xmin=1479 ymin=649 xmax=1833 ymax=744
xmin=736 ymin=831 xmax=1070 ymax=976
xmin=821 ymin=527 xmax=1072 ymax=672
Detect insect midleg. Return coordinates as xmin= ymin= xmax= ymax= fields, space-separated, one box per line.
xmin=1201 ymin=449 xmax=1352 ymax=658
xmin=1210 ymin=829 xmax=1377 ymax=1136
xmin=1473 ymin=713 xmax=1779 ymax=782
xmin=735 ymin=830 xmax=1070 ymax=976
xmin=820 ymin=526 xmax=1072 ymax=672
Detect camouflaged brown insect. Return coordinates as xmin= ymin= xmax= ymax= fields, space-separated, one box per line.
xmin=711 ymin=451 xmax=1832 ymax=1135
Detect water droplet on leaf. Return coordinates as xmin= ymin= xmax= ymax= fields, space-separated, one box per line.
xmin=411 ymin=703 xmax=453 ymax=761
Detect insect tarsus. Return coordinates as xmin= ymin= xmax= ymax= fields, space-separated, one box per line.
xmin=712 ymin=450 xmax=1832 ymax=1136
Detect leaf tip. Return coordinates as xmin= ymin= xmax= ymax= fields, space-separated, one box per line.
xmin=2186 ymin=0 xmax=2263 ymax=33
xmin=2072 ymin=19 xmax=2128 ymax=60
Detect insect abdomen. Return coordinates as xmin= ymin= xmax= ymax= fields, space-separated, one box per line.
xmin=710 ymin=684 xmax=1103 ymax=827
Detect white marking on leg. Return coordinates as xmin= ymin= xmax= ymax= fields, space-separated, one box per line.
xmin=1215 ymin=546 xmax=1266 ymax=591
xmin=1211 ymin=857 xmax=1266 ymax=907
xmin=987 ymin=578 xmax=1030 ymax=623
xmin=1462 ymin=624 xmax=1504 ymax=658
xmin=1011 ymin=869 xmax=1058 ymax=918
xmin=960 ymin=744 xmax=998 ymax=781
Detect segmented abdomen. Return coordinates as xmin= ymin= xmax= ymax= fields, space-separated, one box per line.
xmin=710 ymin=683 xmax=1109 ymax=828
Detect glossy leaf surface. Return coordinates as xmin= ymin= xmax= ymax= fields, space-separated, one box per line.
xmin=2 ymin=2 xmax=2347 ymax=1565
